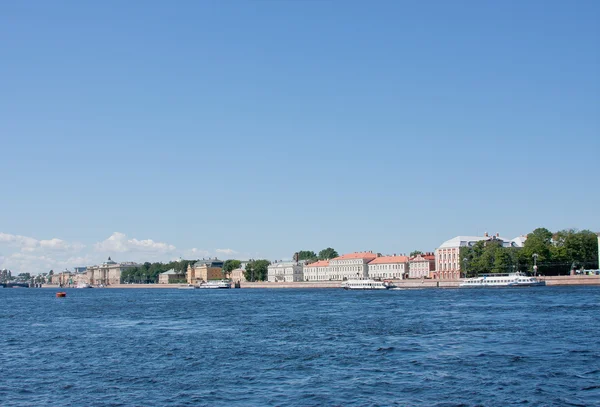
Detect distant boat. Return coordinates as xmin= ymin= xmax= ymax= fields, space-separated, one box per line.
xmin=341 ymin=279 xmax=392 ymax=290
xmin=178 ymin=284 xmax=198 ymax=290
xmin=76 ymin=282 xmax=93 ymax=289
xmin=460 ymin=272 xmax=546 ymax=288
xmin=198 ymin=280 xmax=231 ymax=289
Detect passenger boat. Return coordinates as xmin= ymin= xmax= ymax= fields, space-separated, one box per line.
xmin=460 ymin=272 xmax=546 ymax=288
xmin=341 ymin=279 xmax=392 ymax=290
xmin=198 ymin=280 xmax=231 ymax=289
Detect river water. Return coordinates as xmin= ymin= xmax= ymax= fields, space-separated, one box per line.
xmin=1 ymin=286 xmax=599 ymax=406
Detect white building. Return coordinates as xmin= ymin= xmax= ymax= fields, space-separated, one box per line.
xmin=329 ymin=252 xmax=377 ymax=281
xmin=435 ymin=233 xmax=527 ymax=280
xmin=303 ymin=260 xmax=330 ymax=281
xmin=267 ymin=261 xmax=304 ymax=282
xmin=368 ymin=255 xmax=408 ymax=280
xmin=408 ymin=253 xmax=435 ymax=278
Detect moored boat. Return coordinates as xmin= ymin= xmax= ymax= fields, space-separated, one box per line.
xmin=198 ymin=280 xmax=231 ymax=289
xmin=341 ymin=279 xmax=392 ymax=290
xmin=178 ymin=284 xmax=198 ymax=290
xmin=460 ymin=272 xmax=545 ymax=288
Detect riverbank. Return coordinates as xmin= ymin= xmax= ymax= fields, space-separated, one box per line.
xmin=39 ymin=275 xmax=600 ymax=289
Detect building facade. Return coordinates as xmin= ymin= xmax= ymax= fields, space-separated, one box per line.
xmin=303 ymin=260 xmax=330 ymax=281
xmin=229 ymin=268 xmax=247 ymax=283
xmin=187 ymin=258 xmax=224 ymax=284
xmin=329 ymin=252 xmax=377 ymax=280
xmin=87 ymin=257 xmax=138 ymax=285
xmin=408 ymin=253 xmax=436 ymax=278
xmin=159 ymin=269 xmax=186 ymax=284
xmin=267 ymin=261 xmax=304 ymax=282
xmin=434 ymin=233 xmax=526 ymax=279
xmin=368 ymin=255 xmax=408 ymax=280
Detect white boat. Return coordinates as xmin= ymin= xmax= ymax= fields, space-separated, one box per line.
xmin=178 ymin=284 xmax=198 ymax=290
xmin=460 ymin=272 xmax=546 ymax=288
xmin=76 ymin=282 xmax=93 ymax=289
xmin=198 ymin=280 xmax=231 ymax=289
xmin=341 ymin=279 xmax=392 ymax=290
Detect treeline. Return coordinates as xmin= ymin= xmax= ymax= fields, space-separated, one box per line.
xmin=223 ymin=259 xmax=272 ymax=282
xmin=461 ymin=228 xmax=598 ymax=276
xmin=121 ymin=259 xmax=196 ymax=284
xmin=296 ymin=248 xmax=339 ymax=262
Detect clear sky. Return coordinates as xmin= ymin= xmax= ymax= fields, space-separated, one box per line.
xmin=1 ymin=0 xmax=599 ymax=274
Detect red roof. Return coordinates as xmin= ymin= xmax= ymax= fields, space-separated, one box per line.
xmin=410 ymin=254 xmax=435 ymax=261
xmin=368 ymin=255 xmax=409 ymax=264
xmin=305 ymin=260 xmax=329 ymax=268
xmin=332 ymin=252 xmax=378 ymax=261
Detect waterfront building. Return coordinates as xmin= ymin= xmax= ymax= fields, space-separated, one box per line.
xmin=87 ymin=257 xmax=138 ymax=286
xmin=434 ymin=233 xmax=526 ymax=280
xmin=187 ymin=258 xmax=224 ymax=284
xmin=303 ymin=260 xmax=330 ymax=281
xmin=159 ymin=269 xmax=185 ymax=284
xmin=74 ymin=269 xmax=90 ymax=285
xmin=329 ymin=251 xmax=377 ymax=281
xmin=368 ymin=255 xmax=408 ymax=280
xmin=408 ymin=253 xmax=436 ymax=278
xmin=267 ymin=261 xmax=304 ymax=282
xmin=229 ymin=268 xmax=247 ymax=283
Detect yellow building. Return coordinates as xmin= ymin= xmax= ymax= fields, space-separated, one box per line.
xmin=187 ymin=258 xmax=225 ymax=284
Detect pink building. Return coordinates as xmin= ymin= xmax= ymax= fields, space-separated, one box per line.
xmin=408 ymin=253 xmax=435 ymax=278
xmin=434 ymin=232 xmax=526 ymax=280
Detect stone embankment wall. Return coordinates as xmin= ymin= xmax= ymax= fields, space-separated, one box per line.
xmin=39 ymin=276 xmax=600 ymax=289
xmin=539 ymin=275 xmax=600 ymax=286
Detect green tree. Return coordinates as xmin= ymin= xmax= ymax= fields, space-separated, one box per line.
xmin=521 ymin=227 xmax=552 ymax=272
xmin=223 ymin=260 xmax=241 ymax=278
xmin=297 ymin=251 xmax=317 ymax=261
xmin=243 ymin=259 xmax=271 ymax=282
xmin=17 ymin=273 xmax=31 ymax=281
xmin=409 ymin=250 xmax=423 ymax=257
xmin=318 ymin=248 xmax=338 ymax=260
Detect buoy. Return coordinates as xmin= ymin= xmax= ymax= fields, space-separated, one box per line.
xmin=56 ymin=292 xmax=67 ymax=298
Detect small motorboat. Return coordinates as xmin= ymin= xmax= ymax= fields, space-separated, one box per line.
xmin=56 ymin=292 xmax=67 ymax=298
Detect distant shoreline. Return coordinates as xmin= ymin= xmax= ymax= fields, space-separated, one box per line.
xmin=36 ymin=275 xmax=600 ymax=290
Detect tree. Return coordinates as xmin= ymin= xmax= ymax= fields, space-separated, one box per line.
xmin=223 ymin=260 xmax=241 ymax=278
xmin=318 ymin=248 xmax=338 ymax=260
xmin=410 ymin=250 xmax=423 ymax=257
xmin=297 ymin=251 xmax=317 ymax=261
xmin=243 ymin=259 xmax=271 ymax=282
xmin=17 ymin=273 xmax=31 ymax=281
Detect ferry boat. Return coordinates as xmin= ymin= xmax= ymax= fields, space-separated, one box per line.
xmin=460 ymin=272 xmax=546 ymax=288
xmin=341 ymin=279 xmax=392 ymax=290
xmin=198 ymin=280 xmax=231 ymax=289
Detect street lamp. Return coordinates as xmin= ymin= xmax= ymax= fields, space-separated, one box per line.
xmin=532 ymin=253 xmax=539 ymax=276
xmin=462 ymin=258 xmax=469 ymax=279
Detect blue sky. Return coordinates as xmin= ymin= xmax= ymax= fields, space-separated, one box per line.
xmin=1 ymin=0 xmax=599 ymax=273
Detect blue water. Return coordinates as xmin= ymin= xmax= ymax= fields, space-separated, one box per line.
xmin=1 ymin=287 xmax=599 ymax=407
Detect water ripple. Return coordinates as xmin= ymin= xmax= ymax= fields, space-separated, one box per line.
xmin=1 ymin=286 xmax=600 ymax=406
